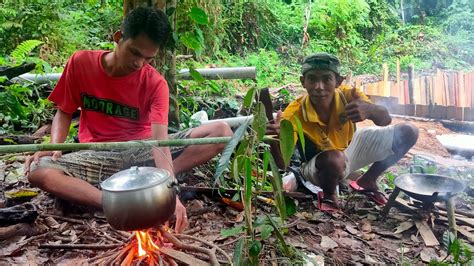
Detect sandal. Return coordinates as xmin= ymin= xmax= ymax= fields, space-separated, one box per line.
xmin=349 ymin=180 xmax=388 ymax=206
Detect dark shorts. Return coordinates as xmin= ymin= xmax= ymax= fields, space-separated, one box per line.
xmin=29 ymin=130 xmax=192 ymax=185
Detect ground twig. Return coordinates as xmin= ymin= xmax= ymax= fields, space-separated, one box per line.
xmin=176 ymin=233 xmax=232 ymax=264
xmin=159 ymin=227 xmax=219 ymax=266
xmin=39 ymin=243 xmax=121 ymax=250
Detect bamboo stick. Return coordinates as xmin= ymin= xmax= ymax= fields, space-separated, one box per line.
xmin=0 ymin=137 xmax=231 ymax=154
xmin=0 ymin=136 xmax=277 ymax=154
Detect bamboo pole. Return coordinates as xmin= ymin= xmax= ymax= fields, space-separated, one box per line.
xmin=0 ymin=136 xmax=276 ymax=154
xmin=0 ymin=137 xmax=231 ymax=154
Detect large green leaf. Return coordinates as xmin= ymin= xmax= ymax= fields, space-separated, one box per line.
xmin=249 ymin=240 xmax=262 ymax=257
xmin=252 ymin=103 xmax=267 ymax=141
xmin=243 ymin=87 xmax=256 ymax=108
xmin=259 ymin=224 xmax=274 ymax=240
xmin=243 ymin=156 xmax=253 ymax=234
xmin=179 ymin=32 xmax=202 ymax=51
xmin=189 ymin=7 xmax=209 ymax=25
xmin=214 ymin=119 xmax=251 ymax=186
xmin=266 ymin=214 xmax=291 ymax=256
xmin=233 ymin=237 xmax=245 ymax=266
xmin=293 ymin=116 xmax=305 ymax=157
xmin=279 ymin=119 xmax=295 ymax=168
xmin=220 ymin=226 xmax=244 ymax=238
xmin=267 ymin=150 xmax=287 ymax=221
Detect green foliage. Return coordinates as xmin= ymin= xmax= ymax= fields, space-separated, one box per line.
xmin=429 ymin=231 xmax=474 ymax=265
xmin=279 ymin=119 xmax=295 ymax=168
xmin=10 ymin=40 xmax=44 ymax=63
xmin=0 ymin=0 xmax=120 ymax=65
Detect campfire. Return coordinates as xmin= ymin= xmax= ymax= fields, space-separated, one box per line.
xmin=88 ymin=226 xmax=231 ymax=265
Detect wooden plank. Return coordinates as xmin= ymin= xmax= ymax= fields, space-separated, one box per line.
xmin=160 ymin=247 xmax=211 ymax=266
xmin=415 ymin=221 xmax=440 ymax=246
xmin=416 ymin=105 xmax=430 ymax=117
xmin=396 ymin=59 xmax=401 ymax=102
xmin=459 ymin=72 xmax=466 ymax=107
xmin=457 ymin=226 xmax=474 ymax=243
xmin=408 ymin=65 xmax=415 ymax=104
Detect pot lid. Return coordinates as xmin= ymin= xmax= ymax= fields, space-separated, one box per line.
xmin=101 ymin=166 xmax=170 ymax=192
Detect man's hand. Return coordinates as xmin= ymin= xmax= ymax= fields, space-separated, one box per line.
xmin=24 ymin=151 xmax=62 ymax=176
xmin=174 ymin=197 xmax=188 ymax=233
xmin=344 ymin=87 xmax=374 ymax=123
xmin=266 ymin=110 xmax=282 ymax=135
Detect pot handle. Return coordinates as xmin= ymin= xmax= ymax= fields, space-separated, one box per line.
xmin=410 ymin=165 xmax=425 ymax=174
xmin=167 ymin=180 xmax=179 ymax=189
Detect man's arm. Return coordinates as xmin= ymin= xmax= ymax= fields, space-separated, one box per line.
xmin=345 ymin=88 xmax=391 ymax=126
xmin=151 ymin=124 xmax=188 ymax=233
xmin=367 ymin=104 xmax=391 ymax=126
xmin=25 ymin=109 xmax=72 ymax=175
xmin=51 ymin=109 xmax=73 ymax=144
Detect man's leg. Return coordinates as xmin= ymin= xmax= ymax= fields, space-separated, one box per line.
xmin=301 ymin=150 xmax=346 ymax=206
xmin=313 ymin=150 xmax=346 ymax=205
xmin=355 ymin=123 xmax=418 ymax=191
xmin=27 ymin=150 xmax=122 ymax=209
xmin=28 ymin=168 xmax=102 ymax=209
xmin=172 ymin=121 xmax=233 ymax=174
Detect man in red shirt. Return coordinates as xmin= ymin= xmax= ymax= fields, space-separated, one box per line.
xmin=24 ymin=7 xmax=232 ymax=233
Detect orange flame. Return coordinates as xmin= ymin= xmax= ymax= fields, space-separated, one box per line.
xmin=134 ymin=230 xmax=162 ymax=257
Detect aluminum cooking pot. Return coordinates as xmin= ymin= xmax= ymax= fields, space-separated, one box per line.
xmin=100 ymin=166 xmax=177 ymax=231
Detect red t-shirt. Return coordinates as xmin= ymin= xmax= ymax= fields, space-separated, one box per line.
xmin=48 ymin=50 xmax=169 ymax=142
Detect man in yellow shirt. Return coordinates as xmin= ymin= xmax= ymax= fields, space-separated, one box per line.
xmin=270 ymin=52 xmax=418 ymax=210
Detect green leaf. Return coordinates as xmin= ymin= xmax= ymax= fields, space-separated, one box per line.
xmin=243 ymin=157 xmax=253 ymax=235
xmin=220 ymin=226 xmax=245 ymax=238
xmin=189 ymin=68 xmax=205 ymax=82
xmin=262 ymin=149 xmax=269 ymax=181
xmin=2 ymin=138 xmax=16 ymax=144
xmin=243 ymin=87 xmax=256 ymax=108
xmin=284 ymin=196 xmax=297 ymax=216
xmin=266 ymin=214 xmax=291 ymax=256
xmin=214 ymin=119 xmax=251 ymax=186
xmin=279 ymin=119 xmax=295 ymax=168
xmin=10 ymin=40 xmax=43 ymax=61
xmin=180 ymin=32 xmax=202 ymax=51
xmin=259 ymin=224 xmax=274 ymax=240
xmin=293 ymin=116 xmax=305 ymax=157
xmin=268 ymin=151 xmax=287 ymax=221
xmin=233 ymin=237 xmax=245 ymax=266
xmin=252 ymin=103 xmax=267 ymax=141
xmin=189 ymin=7 xmax=209 ymax=25
xmin=249 ymin=240 xmax=262 ymax=257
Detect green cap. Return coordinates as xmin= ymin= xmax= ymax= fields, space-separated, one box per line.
xmin=301 ymin=52 xmax=341 ymax=75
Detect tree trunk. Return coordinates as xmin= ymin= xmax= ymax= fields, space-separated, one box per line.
xmin=123 ymin=0 xmax=180 ymax=129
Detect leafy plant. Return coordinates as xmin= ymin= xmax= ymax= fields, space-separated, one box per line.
xmin=214 ymin=88 xmax=300 ymax=264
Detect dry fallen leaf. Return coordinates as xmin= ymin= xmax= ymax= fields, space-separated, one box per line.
xmin=364 ymin=254 xmax=380 ymax=264
xmin=359 ymin=219 xmax=372 ymax=233
xmin=393 ymin=221 xmax=414 ymax=234
xmin=320 ymin=236 xmax=339 ymax=250
xmin=345 ymin=225 xmax=359 ymax=235
xmin=420 ymin=247 xmax=438 ymax=263
xmin=410 ymin=234 xmax=419 ymax=243
xmin=44 ymin=216 xmax=60 ymax=229
xmin=361 ymin=233 xmax=376 ymax=241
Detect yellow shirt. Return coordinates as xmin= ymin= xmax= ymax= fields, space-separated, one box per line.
xmin=282 ymin=85 xmax=371 ymax=152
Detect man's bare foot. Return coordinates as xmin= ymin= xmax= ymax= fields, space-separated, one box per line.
xmin=327 ymin=193 xmax=340 ymax=208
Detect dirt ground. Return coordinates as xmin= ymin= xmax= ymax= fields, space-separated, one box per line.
xmin=1 ymin=116 xmax=473 ymax=264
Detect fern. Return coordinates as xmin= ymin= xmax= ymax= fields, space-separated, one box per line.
xmin=10 ymin=40 xmax=44 ymax=61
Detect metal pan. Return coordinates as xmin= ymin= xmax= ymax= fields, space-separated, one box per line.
xmin=394 ymin=173 xmax=465 ymax=203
